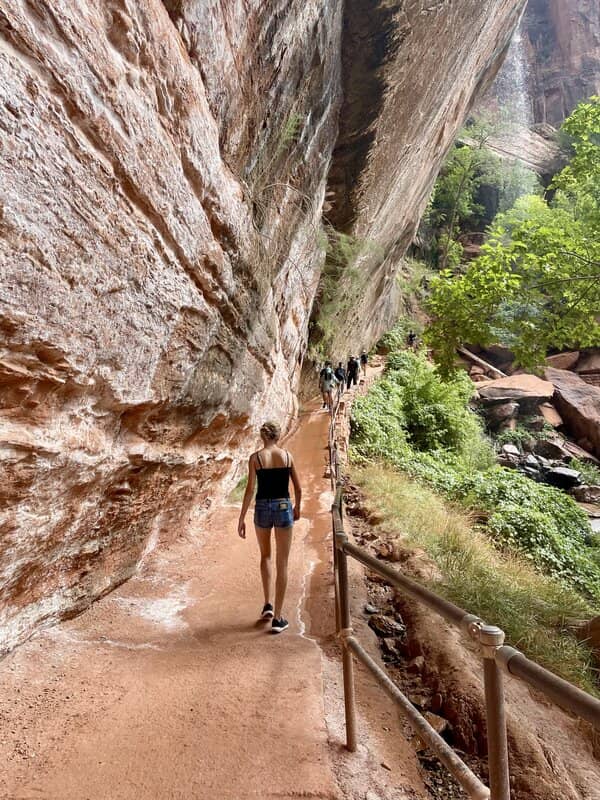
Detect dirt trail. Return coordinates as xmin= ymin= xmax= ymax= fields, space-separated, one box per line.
xmin=0 ymin=378 xmax=423 ymax=800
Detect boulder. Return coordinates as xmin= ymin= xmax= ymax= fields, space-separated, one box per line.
xmin=539 ymin=403 xmax=563 ymax=428
xmin=577 ymin=502 xmax=600 ymax=519
xmin=571 ymin=486 xmax=600 ymax=505
xmin=501 ymin=443 xmax=521 ymax=459
xmin=563 ymin=440 xmax=599 ymax=464
xmin=486 ymin=402 xmax=519 ymax=424
xmin=368 ymin=614 xmax=406 ymax=638
xmin=543 ymin=467 xmax=582 ymax=490
xmin=423 ymin=711 xmax=449 ymax=736
xmin=575 ymin=351 xmax=600 ymax=376
xmin=381 ymin=638 xmax=401 ymax=661
xmin=524 ymin=454 xmax=541 ymax=469
xmin=521 ymin=465 xmax=543 ymax=481
xmin=545 ymin=369 xmax=600 ymax=459
xmin=533 ymin=437 xmax=571 ymax=461
xmin=546 ymin=352 xmax=580 ymax=371
xmin=477 ymin=374 xmax=554 ymax=407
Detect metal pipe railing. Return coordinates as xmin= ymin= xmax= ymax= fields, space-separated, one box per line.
xmin=341 ymin=538 xmax=471 ymax=629
xmin=496 ymin=646 xmax=600 ymax=727
xmin=346 ymin=636 xmax=490 ymax=800
xmin=327 ymin=397 xmax=600 ymax=800
xmin=337 ymin=532 xmax=357 ymax=752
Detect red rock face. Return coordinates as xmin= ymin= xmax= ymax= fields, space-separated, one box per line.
xmin=0 ymin=0 xmax=524 ymax=655
xmin=526 ymin=0 xmax=600 ymax=125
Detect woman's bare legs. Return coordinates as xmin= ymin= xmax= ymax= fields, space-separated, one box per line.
xmin=255 ymin=525 xmax=272 ymax=605
xmin=274 ymin=526 xmax=293 ymax=619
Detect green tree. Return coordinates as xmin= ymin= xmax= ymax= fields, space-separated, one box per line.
xmin=425 ymin=114 xmax=540 ymax=270
xmin=426 ymin=98 xmax=600 ymax=372
xmin=553 ymin=96 xmax=600 ymax=223
xmin=430 ymin=121 xmax=498 ymax=269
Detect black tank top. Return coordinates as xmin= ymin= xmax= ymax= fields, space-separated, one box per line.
xmin=255 ymin=451 xmax=291 ymax=499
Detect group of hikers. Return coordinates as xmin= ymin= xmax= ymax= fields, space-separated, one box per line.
xmin=318 ymin=351 xmax=368 ymax=412
xmin=234 ymin=351 xmax=367 ymax=633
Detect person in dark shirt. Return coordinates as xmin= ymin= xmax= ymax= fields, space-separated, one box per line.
xmin=319 ymin=363 xmax=338 ymax=410
xmin=334 ymin=362 xmax=346 ymax=396
xmin=237 ymin=421 xmax=302 ymax=634
xmin=346 ymin=356 xmax=359 ymax=389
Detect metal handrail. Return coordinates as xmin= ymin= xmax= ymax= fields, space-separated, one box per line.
xmin=327 ymin=401 xmax=600 ymax=800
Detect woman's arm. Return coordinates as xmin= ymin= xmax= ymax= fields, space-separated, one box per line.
xmin=237 ymin=455 xmax=257 ymax=539
xmin=290 ymin=459 xmax=302 ymax=520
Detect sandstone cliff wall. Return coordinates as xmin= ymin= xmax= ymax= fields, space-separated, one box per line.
xmin=0 ymin=0 xmax=524 ymax=654
xmin=321 ymin=0 xmax=526 ymax=355
xmin=526 ymin=0 xmax=600 ymax=126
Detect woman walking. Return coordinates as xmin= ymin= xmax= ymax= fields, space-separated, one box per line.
xmin=237 ymin=421 xmax=302 ymax=633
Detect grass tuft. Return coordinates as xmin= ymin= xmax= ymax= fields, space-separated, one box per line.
xmin=352 ymin=462 xmax=599 ymax=694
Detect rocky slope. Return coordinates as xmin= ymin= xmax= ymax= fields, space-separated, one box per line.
xmin=0 ymin=0 xmax=525 ymax=655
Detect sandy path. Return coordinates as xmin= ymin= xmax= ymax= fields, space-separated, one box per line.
xmin=1 ymin=380 xmax=424 ymax=800
xmin=0 ymin=403 xmax=340 ymax=800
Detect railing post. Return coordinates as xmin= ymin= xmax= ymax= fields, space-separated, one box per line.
xmin=480 ymin=625 xmax=511 ymax=800
xmin=332 ymin=512 xmax=341 ymax=634
xmin=336 ymin=531 xmax=358 ymax=752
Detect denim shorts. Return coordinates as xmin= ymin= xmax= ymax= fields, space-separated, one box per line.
xmin=254 ymin=498 xmax=294 ymax=529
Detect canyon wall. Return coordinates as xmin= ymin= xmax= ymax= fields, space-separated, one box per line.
xmin=526 ymin=0 xmax=600 ymax=126
xmin=320 ymin=0 xmax=526 ymax=356
xmin=0 ymin=0 xmax=524 ymax=655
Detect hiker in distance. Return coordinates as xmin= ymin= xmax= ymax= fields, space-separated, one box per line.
xmin=360 ymin=349 xmax=368 ymax=376
xmin=237 ymin=421 xmax=302 ymax=634
xmin=319 ymin=362 xmax=338 ymax=412
xmin=334 ymin=362 xmax=346 ymax=398
xmin=346 ymin=355 xmax=359 ymax=389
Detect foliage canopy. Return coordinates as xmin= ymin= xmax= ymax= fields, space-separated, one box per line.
xmin=426 ymin=97 xmax=600 ymax=371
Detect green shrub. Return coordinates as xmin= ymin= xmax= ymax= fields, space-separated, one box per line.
xmin=487 ymin=504 xmax=600 ymax=598
xmin=494 ymin=423 xmax=554 ymax=449
xmin=350 ymin=347 xmax=600 ymax=604
xmin=570 ymin=458 xmax=600 ymax=486
xmin=376 ymin=320 xmax=423 ymax=353
xmin=371 ymin=351 xmax=486 ymax=454
xmin=449 ymin=465 xmax=599 ymax=600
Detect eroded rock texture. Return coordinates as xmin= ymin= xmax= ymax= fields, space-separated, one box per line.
xmin=0 ymin=0 xmax=523 ymax=654
xmin=526 ymin=0 xmax=600 ymax=125
xmin=0 ymin=0 xmax=341 ymax=654
xmin=322 ymin=0 xmax=526 ymax=354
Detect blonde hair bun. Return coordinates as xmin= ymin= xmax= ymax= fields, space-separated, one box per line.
xmin=260 ymin=420 xmax=281 ymax=441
